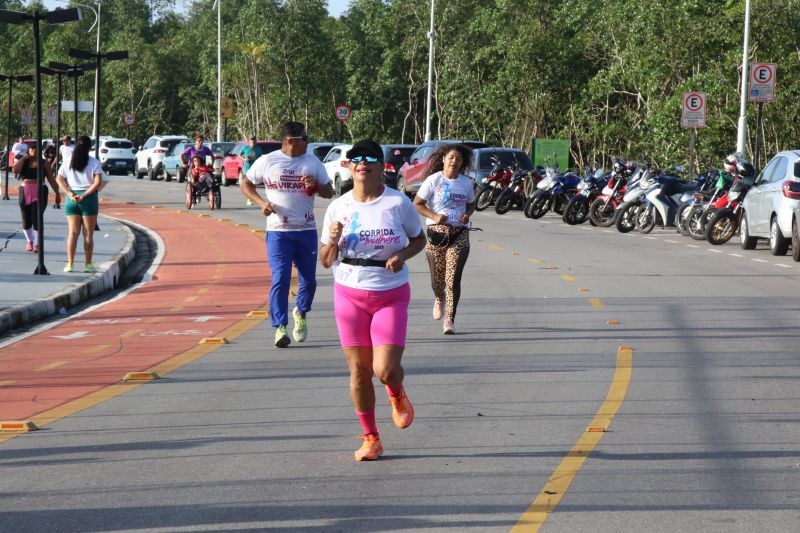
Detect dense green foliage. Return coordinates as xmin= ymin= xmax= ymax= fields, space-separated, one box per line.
xmin=1 ymin=0 xmax=798 ymax=169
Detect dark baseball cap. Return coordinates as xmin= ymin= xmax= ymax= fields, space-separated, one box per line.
xmin=346 ymin=139 xmax=383 ymax=161
xmin=249 ymin=135 xmax=257 ymax=141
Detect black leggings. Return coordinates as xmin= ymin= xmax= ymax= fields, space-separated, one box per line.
xmin=19 ymin=185 xmax=47 ymax=230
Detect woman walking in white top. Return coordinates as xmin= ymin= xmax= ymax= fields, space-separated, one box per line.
xmin=55 ymin=135 xmax=104 ymax=273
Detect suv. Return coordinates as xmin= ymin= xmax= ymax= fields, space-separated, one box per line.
xmin=307 ymin=141 xmax=336 ymax=161
xmin=222 ymin=140 xmax=281 ymax=185
xmin=380 ymin=144 xmax=417 ymax=189
xmin=136 ymin=135 xmax=191 ymax=180
xmin=98 ymin=137 xmax=136 ymax=175
xmin=322 ymin=144 xmax=353 ymax=196
xmin=740 ymin=151 xmax=800 ymax=256
xmin=396 ymin=140 xmax=489 ymax=196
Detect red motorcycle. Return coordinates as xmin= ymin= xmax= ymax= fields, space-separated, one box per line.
xmin=475 ymin=156 xmax=514 ymax=211
xmin=588 ymin=169 xmax=629 ymax=227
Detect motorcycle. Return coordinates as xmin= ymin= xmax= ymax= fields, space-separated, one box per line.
xmin=704 ymin=175 xmax=756 ymax=245
xmin=495 ymin=164 xmax=537 ymax=215
xmin=634 ymin=169 xmax=694 ymax=234
xmin=613 ymin=167 xmax=651 ymax=233
xmin=524 ymin=168 xmax=581 ymax=219
xmin=675 ymin=171 xmax=716 ymax=236
xmin=589 ymin=168 xmax=631 ymax=227
xmin=475 ymin=156 xmax=513 ymax=211
xmin=562 ymin=169 xmax=608 ymax=225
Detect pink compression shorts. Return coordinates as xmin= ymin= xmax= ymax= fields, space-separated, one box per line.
xmin=333 ymin=282 xmax=410 ymax=348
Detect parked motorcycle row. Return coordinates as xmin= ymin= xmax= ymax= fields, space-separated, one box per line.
xmin=473 ymin=156 xmax=800 ymax=260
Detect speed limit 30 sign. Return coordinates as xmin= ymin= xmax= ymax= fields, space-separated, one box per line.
xmin=749 ymin=63 xmax=776 ymax=102
xmin=681 ymin=92 xmax=706 ymax=129
xmin=335 ymin=104 xmax=352 ymax=122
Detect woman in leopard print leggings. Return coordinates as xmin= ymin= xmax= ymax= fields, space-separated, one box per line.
xmin=413 ymin=144 xmax=476 ymax=334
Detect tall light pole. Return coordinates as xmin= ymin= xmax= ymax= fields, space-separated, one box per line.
xmin=49 ymin=61 xmax=96 ymax=140
xmin=424 ymin=0 xmax=435 ymax=142
xmin=213 ymin=0 xmax=222 ymax=141
xmin=0 ymin=6 xmax=83 ymax=275
xmin=736 ymin=0 xmax=752 ymax=155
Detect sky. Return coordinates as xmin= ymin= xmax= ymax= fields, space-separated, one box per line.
xmin=38 ymin=1 xmax=350 ymax=18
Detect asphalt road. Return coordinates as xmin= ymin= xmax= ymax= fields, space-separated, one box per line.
xmin=1 ymin=174 xmax=798 ymax=533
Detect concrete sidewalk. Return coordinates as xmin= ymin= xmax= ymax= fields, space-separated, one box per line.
xmin=0 ymin=195 xmax=135 ymax=334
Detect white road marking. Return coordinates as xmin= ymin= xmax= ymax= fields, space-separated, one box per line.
xmin=665 ymin=240 xmax=679 ymax=244
xmin=602 ymin=230 xmax=614 ymax=234
xmin=686 ymin=244 xmax=700 ymax=248
xmin=752 ymin=258 xmax=768 ymax=263
xmin=707 ymin=249 xmax=722 ymax=253
xmin=643 ymin=236 xmax=657 ymax=240
xmin=775 ymin=263 xmax=792 ymax=268
xmin=729 ymin=253 xmax=744 ymax=258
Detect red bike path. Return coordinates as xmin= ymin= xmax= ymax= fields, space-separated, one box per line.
xmin=0 ymin=202 xmax=270 ymax=426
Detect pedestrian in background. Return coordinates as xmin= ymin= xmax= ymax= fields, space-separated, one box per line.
xmin=319 ymin=139 xmax=426 ymax=461
xmin=240 ymin=121 xmax=333 ymax=347
xmin=413 ymin=144 xmax=476 ymax=335
xmin=55 ymin=135 xmax=104 ymax=273
xmin=43 ymin=138 xmax=61 ymax=208
xmin=13 ymin=143 xmax=57 ymax=252
xmin=241 ymin=135 xmax=262 ymax=205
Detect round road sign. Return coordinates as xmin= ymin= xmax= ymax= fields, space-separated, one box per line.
xmin=123 ymin=113 xmax=137 ymax=126
xmin=335 ymin=105 xmax=352 ymax=122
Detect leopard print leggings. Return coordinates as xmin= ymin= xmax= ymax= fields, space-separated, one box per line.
xmin=425 ymin=226 xmax=470 ymax=321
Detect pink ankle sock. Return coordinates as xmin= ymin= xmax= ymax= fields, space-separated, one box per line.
xmin=356 ymin=408 xmax=378 ymax=435
xmin=385 ymin=383 xmax=403 ymax=397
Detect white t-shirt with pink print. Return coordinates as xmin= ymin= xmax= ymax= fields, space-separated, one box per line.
xmin=321 ymin=187 xmax=423 ymax=291
xmin=416 ymin=171 xmax=475 ymax=227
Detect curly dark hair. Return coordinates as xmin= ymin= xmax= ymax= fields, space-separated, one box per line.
xmin=425 ymin=143 xmax=473 ymax=176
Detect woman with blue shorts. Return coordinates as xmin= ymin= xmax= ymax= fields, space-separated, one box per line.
xmin=55 ymin=135 xmax=104 ymax=273
xmin=320 ymin=139 xmax=426 ymax=461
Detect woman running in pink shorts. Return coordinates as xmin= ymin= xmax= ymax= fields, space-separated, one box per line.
xmin=319 ymin=139 xmax=426 ymax=461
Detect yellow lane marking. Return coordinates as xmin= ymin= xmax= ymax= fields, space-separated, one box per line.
xmin=0 ymin=314 xmax=268 ymax=446
xmin=0 ymin=380 xmax=15 ymax=388
xmin=35 ymin=361 xmax=67 ymax=372
xmin=84 ymin=344 xmax=112 ymax=354
xmin=145 ymin=317 xmax=167 ymax=323
xmin=197 ymin=288 xmax=209 ymax=294
xmin=528 ymin=258 xmax=543 ymax=264
xmin=588 ymin=298 xmax=605 ymax=309
xmin=489 ymin=244 xmax=504 ymax=251
xmin=121 ymin=329 xmax=141 ymax=339
xmin=184 ymin=296 xmax=199 ymax=303
xmin=560 ymin=275 xmax=575 ymax=282
xmin=512 ymin=346 xmax=633 ymax=532
xmin=170 ymin=306 xmax=184 ymax=312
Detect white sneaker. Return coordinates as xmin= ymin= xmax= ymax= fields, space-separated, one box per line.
xmin=443 ymin=319 xmax=455 ymax=335
xmin=432 ymin=299 xmax=443 ymax=320
xmin=292 ymin=307 xmax=308 ymax=342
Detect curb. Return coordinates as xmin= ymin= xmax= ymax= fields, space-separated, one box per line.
xmin=0 ymin=220 xmax=137 ymax=334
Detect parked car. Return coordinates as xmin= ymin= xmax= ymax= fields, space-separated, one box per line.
xmin=396 ymin=139 xmax=489 ymax=196
xmin=221 ymin=140 xmax=281 ymax=185
xmin=307 ymin=141 xmax=336 ymax=162
xmin=161 ymin=141 xmax=235 ymax=182
xmin=464 ymin=148 xmax=534 ymax=190
xmin=135 ymin=135 xmax=191 ymax=180
xmin=98 ymin=137 xmax=136 ymax=175
xmin=740 ymin=150 xmax=800 ymax=256
xmin=380 ymin=144 xmax=417 ymax=189
xmin=322 ymin=144 xmax=353 ymax=196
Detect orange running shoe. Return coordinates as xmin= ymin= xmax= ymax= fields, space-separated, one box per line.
xmin=354 ymin=433 xmax=383 ymax=461
xmin=388 ymin=388 xmax=414 ymax=429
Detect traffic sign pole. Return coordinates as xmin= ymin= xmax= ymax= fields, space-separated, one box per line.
xmin=754 ymin=102 xmax=763 ymax=170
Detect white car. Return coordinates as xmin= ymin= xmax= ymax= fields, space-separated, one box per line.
xmin=98 ymin=137 xmax=136 ymax=175
xmin=740 ymin=150 xmax=800 ymax=256
xmin=322 ymin=143 xmax=353 ymax=196
xmin=135 ymin=135 xmax=191 ymax=180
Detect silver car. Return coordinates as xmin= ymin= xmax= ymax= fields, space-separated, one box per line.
xmin=740 ymin=150 xmax=800 ymax=256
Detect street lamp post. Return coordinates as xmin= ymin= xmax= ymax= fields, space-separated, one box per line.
xmin=424 ymin=0 xmax=435 ymax=142
xmin=213 ymin=0 xmax=222 ymax=142
xmin=736 ymin=0 xmax=752 ymax=156
xmin=0 ymin=7 xmax=83 ymax=275
xmin=1 ymin=73 xmax=33 ymax=201
xmin=68 ymin=47 xmax=127 ymax=160
xmin=49 ymin=61 xmax=96 ymax=141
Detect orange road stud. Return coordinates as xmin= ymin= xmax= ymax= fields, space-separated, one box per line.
xmin=218 ymin=218 xmax=231 ymax=223
xmin=548 ymin=265 xmax=557 ymax=269
xmin=247 ymin=311 xmax=269 ymax=317
xmin=587 ymin=427 xmax=606 ymax=432
xmin=125 ymin=201 xmax=135 ymax=205
xmin=122 ymin=372 xmax=160 ymax=382
xmin=236 ymin=223 xmax=249 ymax=227
xmin=619 ymin=345 xmax=633 ymax=350
xmin=197 ymin=214 xmax=210 ymax=218
xmin=200 ymin=337 xmax=229 ymax=345
xmin=0 ymin=421 xmax=39 ymax=432
xmin=607 ymin=319 xmax=620 ymax=325
xmin=578 ymin=288 xmax=589 ymax=292
xmin=151 ymin=205 xmax=162 ymax=209
xmin=512 ymin=252 xmax=520 ymax=256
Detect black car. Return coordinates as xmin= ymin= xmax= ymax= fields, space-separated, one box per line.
xmin=380 ymin=144 xmax=418 ymax=189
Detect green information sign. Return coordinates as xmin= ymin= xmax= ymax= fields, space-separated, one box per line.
xmin=531 ymin=139 xmax=570 ymax=170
